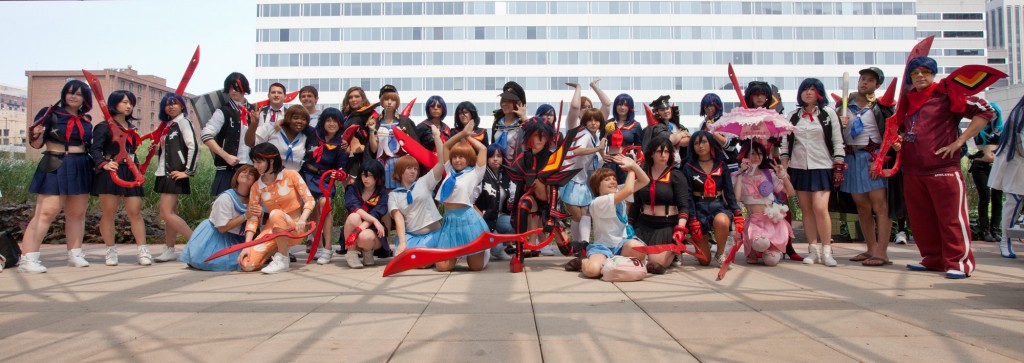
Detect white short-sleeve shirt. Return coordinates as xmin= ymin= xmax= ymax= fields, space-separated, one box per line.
xmin=210 ymin=191 xmax=247 ymax=236
xmin=435 ymin=162 xmax=486 ymax=205
xmin=389 ymin=171 xmax=443 ymax=232
xmin=589 ymin=194 xmax=630 ymax=248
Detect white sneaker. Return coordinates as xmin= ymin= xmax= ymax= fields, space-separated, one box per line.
xmin=316 ymin=250 xmax=334 ymax=265
xmin=105 ymin=247 xmax=119 ymax=266
xmin=362 ymin=251 xmax=375 ymax=266
xmin=672 ymin=254 xmax=683 ymax=267
xmin=894 ymin=232 xmax=908 ymax=245
xmin=261 ymin=253 xmax=290 ymax=274
xmin=821 ymin=245 xmax=838 ymax=267
xmin=347 ymin=251 xmax=364 ymax=269
xmin=67 ymin=248 xmax=90 ymax=267
xmin=17 ymin=252 xmax=47 ymax=273
xmin=714 ymin=254 xmax=732 ymax=270
xmin=540 ymin=244 xmax=557 ymax=256
xmin=804 ymin=245 xmax=820 ymax=265
xmin=154 ymin=246 xmax=178 ymax=263
xmin=137 ymin=245 xmax=153 ymax=266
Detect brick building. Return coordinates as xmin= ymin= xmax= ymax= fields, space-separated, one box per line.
xmin=24 ymin=67 xmax=196 ymax=160
xmin=0 ymin=84 xmax=27 ymax=146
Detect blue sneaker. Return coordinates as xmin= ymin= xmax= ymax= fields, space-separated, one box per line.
xmin=944 ymin=270 xmax=967 ymax=279
xmin=906 ymin=263 xmax=929 ymax=272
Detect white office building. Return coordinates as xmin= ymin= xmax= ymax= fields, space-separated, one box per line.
xmin=256 ymin=1 xmax=929 ymax=128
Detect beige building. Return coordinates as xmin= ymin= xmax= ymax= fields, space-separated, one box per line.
xmin=917 ymin=0 xmax=994 ymax=82
xmin=0 ymin=84 xmax=27 ymax=146
xmin=987 ymin=0 xmax=1023 ymax=85
xmin=24 ymin=67 xmax=195 ymax=160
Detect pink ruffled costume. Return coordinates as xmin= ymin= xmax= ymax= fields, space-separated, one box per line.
xmin=739 ymin=169 xmax=794 ymax=266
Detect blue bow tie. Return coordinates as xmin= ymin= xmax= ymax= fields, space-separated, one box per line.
xmin=439 ymin=166 xmax=473 ymax=202
xmin=279 ymin=130 xmax=300 ymax=162
xmin=394 ymin=182 xmax=416 ymax=205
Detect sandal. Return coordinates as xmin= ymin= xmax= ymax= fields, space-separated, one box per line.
xmin=862 ymin=257 xmax=892 ymax=267
xmin=849 ymin=252 xmax=873 ymax=262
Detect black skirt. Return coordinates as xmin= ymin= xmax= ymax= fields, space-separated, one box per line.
xmin=91 ymin=164 xmax=145 ymax=197
xmin=633 ymin=214 xmax=680 ymax=246
xmin=155 ymin=175 xmax=191 ymax=195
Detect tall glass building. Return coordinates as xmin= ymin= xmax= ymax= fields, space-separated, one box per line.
xmin=255 ymin=1 xmax=924 ymax=127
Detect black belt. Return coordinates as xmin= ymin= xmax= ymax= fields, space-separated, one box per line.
xmin=42 ymin=150 xmax=86 ymax=156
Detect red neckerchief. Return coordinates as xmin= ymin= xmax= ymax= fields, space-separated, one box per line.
xmin=647 ymin=164 xmax=677 ymax=213
xmin=237 ymin=102 xmax=251 ymax=127
xmin=801 ymin=107 xmax=818 ymax=123
xmin=688 ymin=161 xmax=723 ymax=196
xmin=108 ymin=119 xmax=141 ymax=150
xmin=905 ymin=82 xmax=938 ymax=118
xmin=361 ymin=191 xmax=381 ymax=211
xmin=54 ymin=109 xmax=87 ymax=144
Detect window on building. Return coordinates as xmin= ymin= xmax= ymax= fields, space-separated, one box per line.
xmin=943 ymin=13 xmax=983 ymax=20
xmin=944 ymin=31 xmax=984 ymax=38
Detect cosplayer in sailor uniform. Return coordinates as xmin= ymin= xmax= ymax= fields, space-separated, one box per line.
xmin=641 ymin=95 xmax=690 ymax=162
xmin=989 ymin=95 xmax=1024 ymax=259
xmin=341 ymin=158 xmax=392 ymax=268
xmin=415 ymin=95 xmax=452 ymax=152
xmin=300 ymin=107 xmax=349 ymax=264
xmin=238 ymin=143 xmax=316 ymax=273
xmin=18 ymin=80 xmax=95 ymax=273
xmin=579 ymin=155 xmax=650 ymax=278
xmin=735 ymin=141 xmax=795 ymax=266
xmin=391 ymin=125 xmax=447 ymax=255
xmin=681 ymin=131 xmax=742 ymax=266
xmin=604 ymin=93 xmax=644 ymax=183
xmin=375 ymin=85 xmax=418 ymax=189
xmin=900 ymin=56 xmax=997 ymax=278
xmin=559 ymin=108 xmax=606 ymax=246
xmin=202 ymin=72 xmax=255 ymax=196
xmin=434 ymin=119 xmax=490 ymax=272
xmin=494 ymin=81 xmax=526 ymax=166
xmin=254 ymin=105 xmax=312 ymax=172
xmin=630 ymin=136 xmax=690 ymax=273
xmin=179 ymin=165 xmax=258 ymax=271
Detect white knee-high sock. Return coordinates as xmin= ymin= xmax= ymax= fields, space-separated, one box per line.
xmin=579 ymin=216 xmax=592 ymax=243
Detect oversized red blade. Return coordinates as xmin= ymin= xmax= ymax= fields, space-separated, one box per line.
xmin=400 ymin=98 xmax=417 ymax=118
xmin=254 ymin=91 xmax=299 ymax=109
xmin=643 ymin=104 xmax=657 ymax=127
xmin=383 ymin=229 xmax=543 ymax=276
xmin=728 ymin=63 xmax=747 ymax=109
xmin=175 ymin=45 xmax=200 ymax=95
xmin=341 ymin=124 xmax=361 ymax=144
xmin=872 ymin=36 xmax=934 ymax=178
xmin=82 ymin=70 xmax=113 ymax=121
xmin=307 ymin=170 xmax=346 ymax=263
xmin=716 ymin=235 xmax=744 ymax=281
xmin=204 ymin=222 xmax=316 ymax=262
xmin=393 ymin=126 xmax=438 ymax=169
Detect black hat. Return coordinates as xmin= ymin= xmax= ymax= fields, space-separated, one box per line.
xmin=499 ymin=81 xmax=526 ymax=104
xmin=651 ymin=95 xmax=671 ymax=110
xmin=379 ymin=84 xmax=398 ymax=99
xmin=859 ymin=67 xmax=885 ymax=84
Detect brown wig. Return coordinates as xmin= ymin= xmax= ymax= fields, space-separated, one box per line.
xmin=231 ymin=165 xmax=259 ymax=189
xmin=282 ymin=104 xmax=310 ymax=130
xmin=450 ymin=141 xmax=477 ymax=167
xmin=343 ymin=86 xmax=370 ymax=115
xmin=589 ymin=168 xmax=618 ymax=196
xmin=392 ymin=155 xmax=420 ymax=182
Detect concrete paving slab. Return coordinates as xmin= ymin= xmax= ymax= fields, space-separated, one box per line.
xmin=533 ymin=312 xmax=669 ymax=340
xmin=79 ymin=337 xmax=263 ymax=363
xmin=761 ymin=309 xmax=939 ymax=338
xmin=423 ymin=292 xmax=534 ymax=314
xmin=405 ymin=313 xmax=538 ymax=341
xmin=649 ymin=311 xmax=805 ymax=339
xmin=274 ymin=313 xmax=419 ymax=341
xmin=389 ymin=340 xmax=543 ymax=363
xmin=682 ymin=337 xmax=858 ymax=362
xmin=531 ymin=292 xmax=643 ymax=314
xmin=315 ymin=292 xmax=434 ymax=314
xmin=539 ymin=337 xmax=700 ymax=363
xmin=148 ymin=312 xmax=307 ymax=340
xmin=819 ymin=336 xmax=1022 ymax=363
xmin=238 ymin=338 xmax=403 ymax=363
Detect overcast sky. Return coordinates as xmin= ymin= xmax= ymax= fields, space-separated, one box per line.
xmin=0 ymin=0 xmax=254 ymax=94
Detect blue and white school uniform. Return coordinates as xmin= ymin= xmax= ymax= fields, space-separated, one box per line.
xmin=255 ymin=122 xmax=309 ymax=172
xmin=389 ymin=171 xmax=443 ymax=249
xmin=179 ymin=189 xmax=248 ymax=271
xmin=434 ymin=162 xmax=488 ymax=249
xmin=587 ymin=193 xmax=643 ymax=257
xmin=560 ymin=127 xmax=599 ymax=207
xmin=840 ymin=102 xmax=887 ymax=194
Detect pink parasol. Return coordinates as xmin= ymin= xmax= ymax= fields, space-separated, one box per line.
xmin=708 ymin=107 xmax=793 ymax=140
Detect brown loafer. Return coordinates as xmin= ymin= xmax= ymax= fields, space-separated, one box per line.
xmin=564 ymin=257 xmax=582 ymax=272
xmin=646 ymin=262 xmax=666 ymax=275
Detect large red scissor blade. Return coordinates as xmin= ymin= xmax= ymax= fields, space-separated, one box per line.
xmin=175 ymin=45 xmax=200 ymax=95
xmin=716 ymin=236 xmax=744 ymax=281
xmin=383 ymin=229 xmax=542 ymax=276
xmin=394 ymin=126 xmax=438 ymax=168
xmin=400 ymin=98 xmax=417 ymax=118
xmin=254 ymin=91 xmax=300 ymax=109
xmin=204 ymin=222 xmax=316 ymax=262
xmin=728 ymin=63 xmax=747 ymax=109
xmin=82 ymin=70 xmax=113 ymax=121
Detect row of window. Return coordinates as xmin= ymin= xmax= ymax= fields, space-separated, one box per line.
xmin=927 ymin=48 xmax=986 ymax=57
xmin=914 ymin=30 xmax=985 ymax=39
xmin=255 ymin=50 xmax=913 ymax=68
xmin=255 ymin=25 xmax=915 ymax=42
xmin=254 ymin=74 xmax=925 ymax=97
xmin=256 ymin=1 xmax=915 ymax=17
xmin=917 ymin=12 xmax=984 ymax=21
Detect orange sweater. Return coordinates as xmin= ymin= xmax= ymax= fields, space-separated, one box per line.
xmin=246 ymin=169 xmax=315 ymax=234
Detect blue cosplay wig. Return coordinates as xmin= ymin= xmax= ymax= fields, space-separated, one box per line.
xmin=978 ymin=102 xmax=1004 ymax=145
xmin=486 ymin=143 xmax=506 ymax=160
xmin=685 ymin=130 xmax=727 ymax=163
xmin=997 ymin=98 xmax=1023 ymax=163
xmin=107 ymin=90 xmax=139 ymax=121
xmin=158 ymin=93 xmax=188 ymax=122
xmin=60 ymin=79 xmax=93 ymax=114
xmin=612 ymin=93 xmax=635 ymax=122
xmin=904 ymin=56 xmax=938 ymax=84
xmin=797 ymin=78 xmax=829 ymax=107
xmin=315 ymin=107 xmax=345 ymax=143
xmin=699 ymin=93 xmax=723 ymax=119
xmin=424 ymin=95 xmax=447 ymax=121
xmin=535 ymin=104 xmax=556 ymax=118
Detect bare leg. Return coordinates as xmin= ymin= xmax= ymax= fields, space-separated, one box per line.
xmin=159 ymin=193 xmax=192 ymax=246
xmin=98 ymin=195 xmax=120 ymax=247
xmin=868 ymin=188 xmax=891 ymax=260
xmin=19 ymin=194 xmax=64 ymax=253
xmin=582 ymin=254 xmax=608 ymax=278
xmin=63 ymin=194 xmax=89 ymax=250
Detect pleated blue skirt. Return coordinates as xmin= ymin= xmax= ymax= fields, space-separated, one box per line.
xmin=179 ymin=219 xmax=245 ymax=271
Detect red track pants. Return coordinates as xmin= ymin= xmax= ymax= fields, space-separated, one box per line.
xmin=903 ymin=171 xmax=975 ymax=275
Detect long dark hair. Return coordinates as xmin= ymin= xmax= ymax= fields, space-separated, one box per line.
xmin=740 ymin=140 xmax=772 ymax=170
xmin=685 ymin=130 xmax=726 ymax=164
xmin=108 ymin=90 xmax=139 ymax=121
xmin=357 ymin=158 xmax=385 ymax=195
xmin=59 ymin=80 xmax=93 ymax=114
xmin=642 ymin=136 xmax=675 ymax=171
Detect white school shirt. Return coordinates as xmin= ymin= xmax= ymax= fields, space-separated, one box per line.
xmin=781 ymin=106 xmax=845 ymax=170
xmin=842 ymin=103 xmax=881 ymax=146
xmin=567 ymin=129 xmax=600 ymax=184
xmin=435 ymin=162 xmax=486 ymax=205
xmin=589 ymin=194 xmax=630 ymax=249
xmin=255 ymin=123 xmax=308 ymax=172
xmin=389 ymin=171 xmax=443 ymax=233
xmin=210 ymin=191 xmax=247 ymax=236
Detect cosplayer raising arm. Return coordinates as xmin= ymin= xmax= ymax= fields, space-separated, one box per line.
xmin=567 ymin=78 xmax=613 ymax=124
xmin=580 ymin=155 xmax=651 ymax=278
xmin=780 ymin=78 xmax=846 ymax=267
xmin=376 ymin=85 xmax=419 ymax=190
xmin=454 ymin=101 xmax=488 ymax=145
xmin=341 ymin=159 xmax=391 ymax=269
xmin=560 ymin=109 xmax=607 ymax=247
xmin=244 ymin=83 xmax=286 ymax=148
xmin=391 ymin=125 xmax=445 ymax=255
xmin=629 ymin=136 xmax=690 ymax=273
xmin=17 ymin=80 xmax=94 ymax=273
xmin=255 ymin=105 xmax=311 ymax=172
xmin=91 ymin=90 xmax=149 ymax=266
xmin=434 ymin=119 xmax=491 ymax=272
xmin=153 ymin=93 xmax=198 ymax=263
xmin=735 ymin=141 xmax=795 ymax=266
xmin=202 ymin=72 xmax=253 ymax=196
xmin=238 ymin=143 xmax=316 ymax=274
xmin=301 ymin=108 xmax=348 ymax=264
xmin=179 ymin=165 xmax=258 ymax=271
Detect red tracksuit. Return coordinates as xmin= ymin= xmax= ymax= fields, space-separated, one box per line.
xmin=900 ymin=83 xmax=994 ymax=276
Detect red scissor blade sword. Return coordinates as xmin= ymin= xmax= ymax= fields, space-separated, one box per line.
xmin=175 ymin=45 xmax=200 ymax=95
xmin=383 ymin=229 xmax=543 ymax=276
xmin=716 ymin=234 xmax=744 ymax=281
xmin=82 ymin=70 xmax=113 ymax=121
xmin=728 ymin=63 xmax=747 ymax=109
xmin=307 ymin=170 xmax=346 ymax=263
xmin=204 ymin=222 xmax=317 ymax=262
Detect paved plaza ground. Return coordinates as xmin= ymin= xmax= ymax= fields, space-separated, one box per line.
xmin=1 ymin=240 xmax=1022 ymax=363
